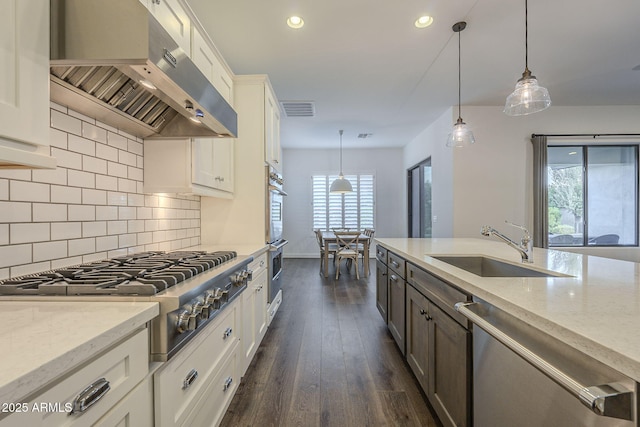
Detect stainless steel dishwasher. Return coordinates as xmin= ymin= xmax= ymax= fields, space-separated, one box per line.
xmin=455 ymin=299 xmax=638 ymax=427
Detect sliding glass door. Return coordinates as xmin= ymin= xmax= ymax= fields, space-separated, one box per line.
xmin=408 ymin=158 xmax=432 ymax=238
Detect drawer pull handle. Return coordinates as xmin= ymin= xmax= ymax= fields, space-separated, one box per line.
xmin=223 ymin=327 xmax=233 ymax=339
xmin=71 ymin=377 xmax=110 ymax=414
xmin=390 ymin=274 xmax=399 ymax=282
xmin=183 ymin=369 xmax=199 ymax=390
xmin=391 ymin=260 xmax=400 ymax=268
xmin=223 ymin=376 xmax=233 ymax=392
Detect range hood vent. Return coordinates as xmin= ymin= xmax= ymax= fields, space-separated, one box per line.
xmin=50 ymin=0 xmax=237 ymax=139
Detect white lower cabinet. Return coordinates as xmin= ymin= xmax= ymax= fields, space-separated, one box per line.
xmin=94 ymin=376 xmax=153 ymax=426
xmin=0 ymin=328 xmax=149 ymax=427
xmin=154 ymin=297 xmax=240 ymax=427
xmin=241 ymin=252 xmax=268 ymax=375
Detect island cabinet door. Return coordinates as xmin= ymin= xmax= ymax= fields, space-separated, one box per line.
xmin=405 ymin=284 xmax=430 ymax=392
xmin=375 ymin=260 xmax=388 ymax=323
xmin=428 ymin=303 xmax=471 ymax=427
xmin=387 ymin=270 xmax=405 ymax=355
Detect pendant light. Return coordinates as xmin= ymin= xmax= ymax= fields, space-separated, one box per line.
xmin=504 ymin=0 xmax=551 ymax=116
xmin=446 ymin=21 xmax=475 ymax=148
xmin=329 ymin=130 xmax=353 ymax=193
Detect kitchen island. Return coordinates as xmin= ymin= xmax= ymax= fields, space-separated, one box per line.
xmin=376 ymin=237 xmax=640 ymax=382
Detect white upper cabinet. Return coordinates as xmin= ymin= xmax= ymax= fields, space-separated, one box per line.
xmin=191 ymin=27 xmax=234 ymax=105
xmin=265 ymin=87 xmax=282 ymax=171
xmin=0 ymin=0 xmax=55 ymax=169
xmin=144 ymin=138 xmax=234 ymax=198
xmin=147 ymin=0 xmax=191 ymax=55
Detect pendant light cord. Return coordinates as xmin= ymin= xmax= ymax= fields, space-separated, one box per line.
xmin=524 ymin=0 xmax=529 ymax=72
xmin=457 ymin=29 xmax=462 ymax=120
xmin=339 ymin=129 xmax=344 ymax=175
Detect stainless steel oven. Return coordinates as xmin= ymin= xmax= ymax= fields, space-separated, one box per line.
xmin=266 ymin=166 xmax=287 ymax=303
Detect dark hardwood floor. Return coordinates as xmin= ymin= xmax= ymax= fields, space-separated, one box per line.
xmin=220 ymin=258 xmax=440 ymax=427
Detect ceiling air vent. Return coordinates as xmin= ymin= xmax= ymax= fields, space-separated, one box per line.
xmin=280 ymin=101 xmax=315 ymax=117
xmin=358 ymin=133 xmax=373 ymax=139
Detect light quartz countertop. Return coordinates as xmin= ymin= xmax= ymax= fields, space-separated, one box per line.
xmin=375 ymin=237 xmax=640 ymax=382
xmin=187 ymin=243 xmax=269 ymax=258
xmin=0 ymin=301 xmax=158 ymax=405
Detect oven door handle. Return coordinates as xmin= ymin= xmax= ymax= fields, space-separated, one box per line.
xmin=269 ymin=185 xmax=288 ymax=196
xmin=270 ymin=240 xmax=289 ymax=251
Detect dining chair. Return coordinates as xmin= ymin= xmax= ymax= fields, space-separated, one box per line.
xmin=315 ymin=229 xmax=337 ymax=275
xmin=359 ymin=228 xmax=375 ymax=274
xmin=334 ymin=231 xmax=361 ymax=279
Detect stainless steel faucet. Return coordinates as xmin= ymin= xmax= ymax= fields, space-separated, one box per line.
xmin=480 ymin=221 xmax=533 ymax=263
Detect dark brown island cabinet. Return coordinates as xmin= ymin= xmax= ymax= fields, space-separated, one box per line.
xmin=376 ymin=244 xmax=472 ymax=427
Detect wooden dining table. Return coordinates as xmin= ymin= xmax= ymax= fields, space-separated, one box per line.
xmin=321 ymin=231 xmax=371 ymax=278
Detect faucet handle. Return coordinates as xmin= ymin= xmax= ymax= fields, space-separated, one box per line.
xmin=504 ymin=220 xmax=530 ymax=236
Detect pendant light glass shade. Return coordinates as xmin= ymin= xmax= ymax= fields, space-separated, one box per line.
xmin=330 ymin=130 xmax=353 ymax=194
xmin=446 ymin=118 xmax=476 ymax=147
xmin=447 ymin=21 xmax=475 ymax=148
xmin=504 ymin=0 xmax=551 ymax=116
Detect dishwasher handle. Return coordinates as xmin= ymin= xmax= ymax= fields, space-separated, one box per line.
xmin=455 ymin=302 xmax=634 ymax=421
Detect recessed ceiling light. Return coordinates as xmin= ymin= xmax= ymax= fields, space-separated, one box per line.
xmin=287 ymin=16 xmax=304 ymax=29
xmin=414 ymin=15 xmax=433 ymax=28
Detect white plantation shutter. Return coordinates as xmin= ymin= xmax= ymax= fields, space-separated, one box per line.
xmin=312 ymin=174 xmax=375 ymax=231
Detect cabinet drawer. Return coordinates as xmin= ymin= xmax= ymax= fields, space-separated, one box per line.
xmin=407 ymin=263 xmax=470 ymax=328
xmin=387 ymin=251 xmax=406 ymax=279
xmin=154 ymin=297 xmax=239 ymax=427
xmin=183 ymin=341 xmax=240 ymax=427
xmin=249 ymin=251 xmax=268 ymax=279
xmin=94 ymin=376 xmax=153 ymax=426
xmin=2 ymin=328 xmax=149 ymax=427
xmin=376 ymin=245 xmax=388 ymax=264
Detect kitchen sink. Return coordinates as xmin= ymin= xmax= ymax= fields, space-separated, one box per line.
xmin=432 ymin=256 xmax=561 ymax=278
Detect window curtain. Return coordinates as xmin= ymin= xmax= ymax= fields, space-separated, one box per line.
xmin=532 ymin=135 xmax=548 ymax=248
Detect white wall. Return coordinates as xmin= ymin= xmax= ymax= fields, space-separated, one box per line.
xmin=282 ymin=147 xmax=404 ymax=257
xmin=409 ymin=105 xmax=640 ymax=261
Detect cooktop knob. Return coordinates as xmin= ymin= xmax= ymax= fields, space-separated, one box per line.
xmin=176 ymin=309 xmax=197 ymax=333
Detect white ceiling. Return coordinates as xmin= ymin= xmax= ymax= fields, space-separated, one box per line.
xmin=185 ymin=0 xmax=640 ymax=150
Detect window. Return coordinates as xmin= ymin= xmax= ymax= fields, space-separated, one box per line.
xmin=312 ymin=174 xmax=375 ymax=231
xmin=547 ymin=145 xmax=638 ymax=247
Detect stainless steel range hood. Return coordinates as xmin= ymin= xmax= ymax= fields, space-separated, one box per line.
xmin=50 ymin=0 xmax=237 ymax=139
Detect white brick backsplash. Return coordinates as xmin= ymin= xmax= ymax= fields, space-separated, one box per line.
xmin=82 ymin=122 xmax=107 ymax=143
xmin=68 ymin=205 xmax=95 ymax=221
xmin=128 ymin=166 xmax=143 ymax=181
xmin=96 ymin=175 xmax=118 ymax=191
xmin=0 ymin=224 xmax=7 ymax=245
xmin=118 ymin=149 xmax=137 ymax=167
xmin=108 ymin=220 xmax=127 ymax=235
xmin=10 ymin=223 xmax=50 ymax=244
xmin=51 ymin=222 xmax=82 ymax=240
xmin=0 ymin=179 xmax=7 ymax=200
xmin=10 ymin=181 xmax=49 ymax=202
xmin=33 ymin=241 xmax=68 ymax=262
xmin=68 ymin=109 xmax=96 ymax=124
xmin=51 ymin=185 xmax=82 ymax=204
xmin=119 ymin=233 xmax=137 ymax=248
xmin=83 ymin=156 xmax=107 ymax=174
xmin=68 ymin=134 xmax=96 ymax=156
xmin=69 ymin=238 xmax=96 ymax=256
xmin=0 ymin=244 xmax=31 ymax=268
xmin=33 ymin=203 xmax=68 ymax=222
xmin=128 ymin=219 xmax=144 ymax=233
xmin=49 ymin=127 xmax=68 ymax=149
xmin=0 ymin=202 xmax=31 ymax=223
xmin=118 ymin=206 xmax=136 ymax=220
xmin=1 ymin=108 xmax=201 ymax=277
xmin=32 ymin=167 xmax=67 ymax=185
xmin=83 ymin=221 xmax=107 ymax=237
xmin=82 ymin=189 xmax=107 ymax=205
xmin=11 ymin=261 xmax=52 ymax=278
xmin=51 ymin=109 xmax=81 ymax=135
xmin=96 ymin=235 xmax=118 ymax=252
xmin=107 ymin=132 xmax=128 ymax=150
xmin=51 ymin=147 xmax=82 ymax=169
xmin=96 ymin=206 xmax=118 ymax=221
xmin=128 ymin=194 xmax=145 ymax=207
xmin=108 ymin=192 xmax=127 ymax=206
xmin=118 ymin=178 xmax=137 ymax=193
xmin=68 ymin=170 xmax=95 ymax=189
xmin=119 ymin=130 xmax=138 ymax=141
xmin=108 ymin=161 xmax=128 ymax=178
xmin=96 ymin=143 xmax=118 ymax=161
